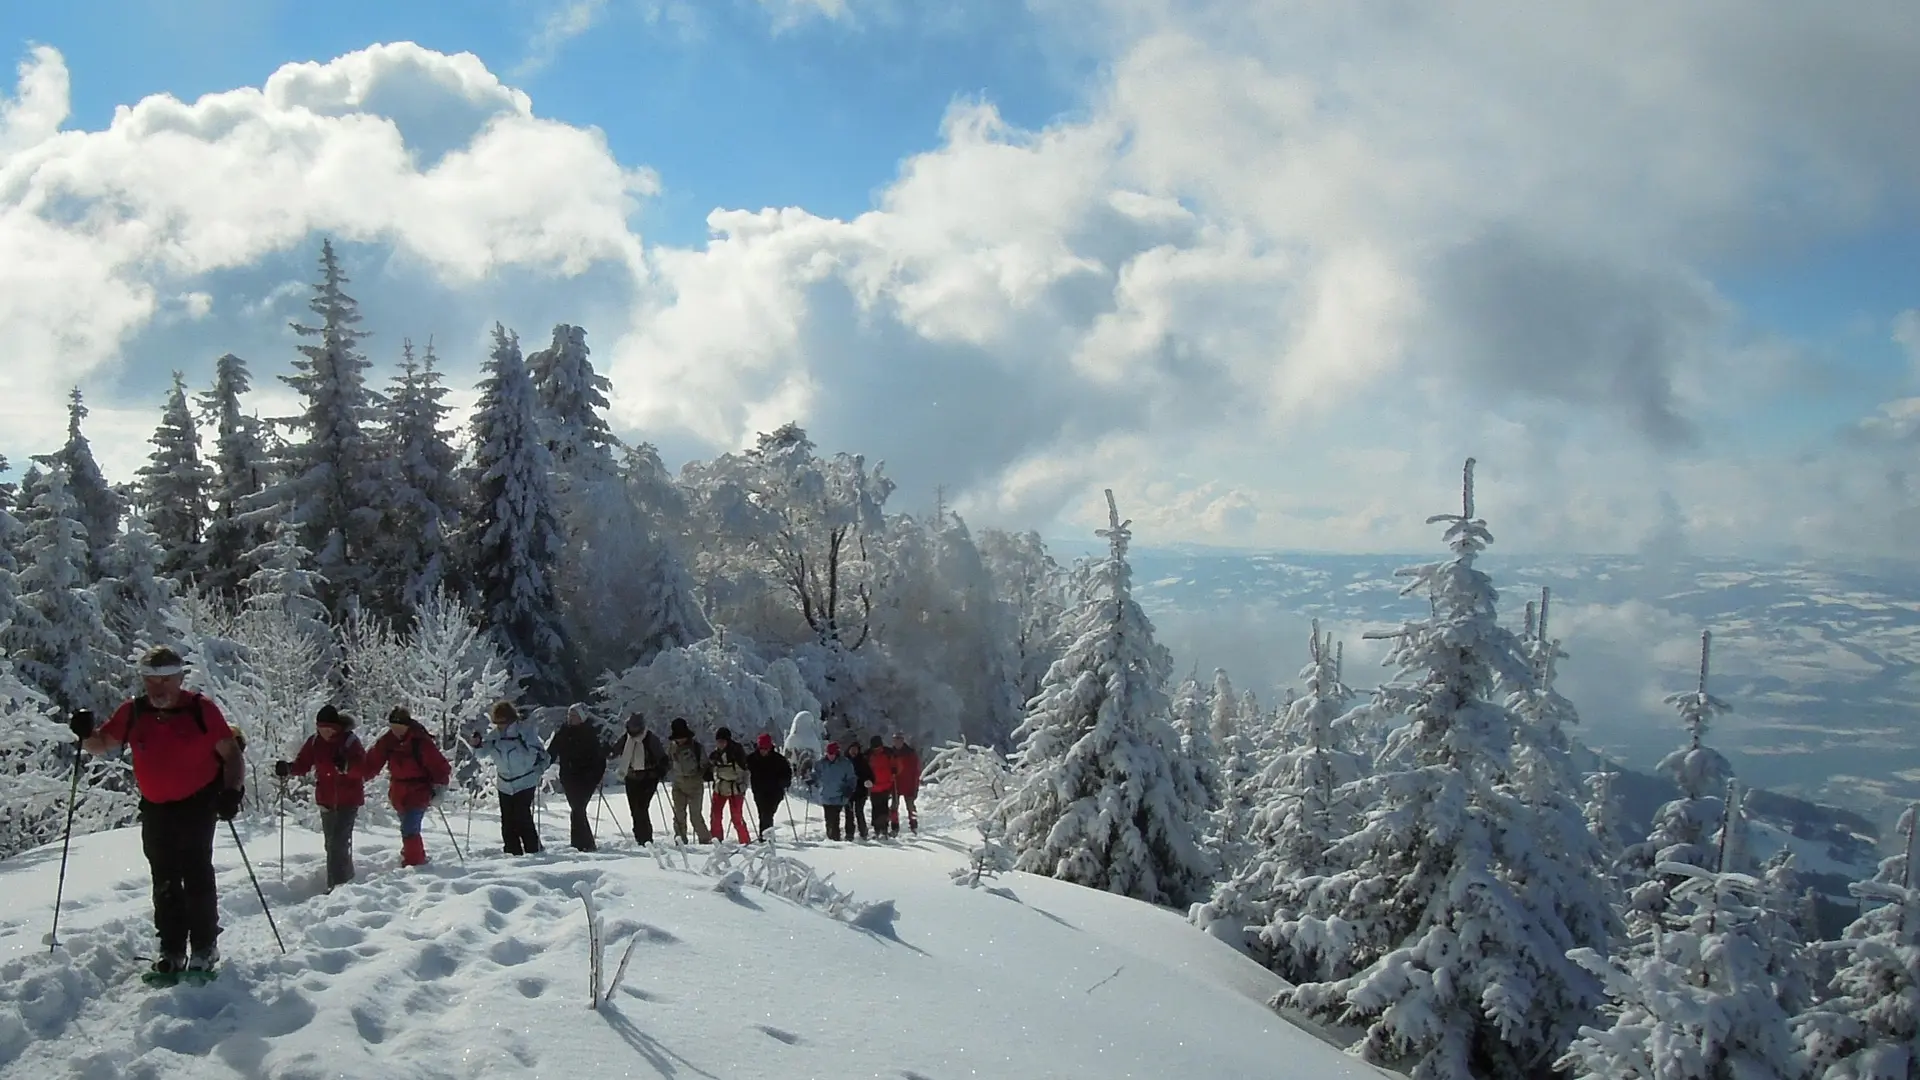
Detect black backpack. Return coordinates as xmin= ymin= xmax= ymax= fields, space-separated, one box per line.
xmin=123 ymin=693 xmax=213 ymax=743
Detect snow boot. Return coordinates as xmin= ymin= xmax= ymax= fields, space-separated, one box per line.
xmin=401 ymin=834 xmax=428 ymax=867
xmin=187 ymin=945 xmax=218 ymax=972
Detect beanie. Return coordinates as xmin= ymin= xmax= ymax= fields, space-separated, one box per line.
xmin=715 ymin=726 xmax=733 ymax=742
xmin=387 ymin=706 xmax=413 ymax=726
xmin=825 ymin=741 xmax=840 ymax=756
xmin=625 ymin=715 xmax=645 ymax=734
xmin=870 ymin=735 xmax=884 ymax=749
xmin=316 ymin=704 xmax=343 ymax=727
xmin=757 ymin=733 xmax=774 ymax=750
xmin=670 ymin=717 xmax=693 ymax=739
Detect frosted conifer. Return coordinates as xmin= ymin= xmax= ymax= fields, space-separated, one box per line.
xmin=1798 ymin=803 xmax=1920 ymax=1079
xmin=995 ymin=490 xmax=1213 ymax=907
xmin=135 ymin=372 xmax=212 ymax=583
xmin=197 ymin=353 xmax=274 ymax=598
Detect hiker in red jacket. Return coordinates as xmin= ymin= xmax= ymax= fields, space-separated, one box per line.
xmin=867 ymin=735 xmax=897 ymax=837
xmin=72 ymin=645 xmax=245 ymax=977
xmin=360 ymin=707 xmax=452 ymax=867
xmin=889 ymin=732 xmax=923 ymax=834
xmin=274 ymin=705 xmax=367 ymax=889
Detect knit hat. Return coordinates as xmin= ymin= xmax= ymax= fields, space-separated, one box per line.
xmin=869 ymin=735 xmax=884 ymax=749
xmin=625 ymin=714 xmax=645 ymax=735
xmin=138 ymin=646 xmax=188 ymax=677
xmin=315 ymin=705 xmax=348 ymax=729
xmin=670 ymin=717 xmax=693 ymax=739
xmin=756 ymin=733 xmax=774 ymax=750
xmin=387 ymin=706 xmax=414 ymax=727
xmin=825 ymin=741 xmax=840 ymax=756
xmin=715 ymin=726 xmax=733 ymax=742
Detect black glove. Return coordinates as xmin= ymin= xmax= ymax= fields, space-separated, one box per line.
xmin=69 ymin=710 xmax=95 ymax=740
xmin=215 ymin=788 xmax=243 ymax=822
xmin=273 ymin=760 xmax=291 ymax=778
xmin=333 ymin=751 xmax=349 ymax=771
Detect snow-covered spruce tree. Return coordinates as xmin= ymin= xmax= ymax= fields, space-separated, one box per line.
xmin=995 ymin=490 xmax=1213 ymax=907
xmin=1210 ymin=667 xmax=1261 ymax=861
xmin=1272 ymin=459 xmax=1610 ymax=1080
xmin=1194 ymin=621 xmax=1363 ymax=958
xmin=270 ymin=239 xmax=384 ymax=617
xmin=1798 ymin=803 xmax=1920 ymax=1078
xmin=5 ymin=465 xmax=123 ymax=714
xmin=1623 ymin=630 xmax=1735 ymax=939
xmin=197 ymin=352 xmax=274 ymax=599
xmin=1583 ymin=769 xmax=1631 ymax=902
xmin=99 ymin=511 xmax=178 ymax=656
xmin=1756 ymin=846 xmax=1820 ymax=1018
xmin=1561 ymin=861 xmax=1805 ymax=1080
xmin=242 ymin=520 xmax=331 ymax=648
xmin=374 ymin=339 xmax=466 ymax=614
xmin=51 ymin=388 xmax=124 ymax=582
xmin=1170 ymin=672 xmax=1224 ymax=820
xmin=528 ymin=323 xmax=618 ymax=487
xmin=463 ymin=323 xmax=571 ymax=700
xmin=135 ymin=371 xmax=212 ymax=584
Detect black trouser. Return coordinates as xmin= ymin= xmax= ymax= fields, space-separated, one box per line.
xmin=625 ymin=776 xmax=659 ymax=843
xmin=753 ymin=791 xmax=782 ymax=836
xmin=499 ymin=788 xmax=542 ymax=855
xmin=140 ymin=784 xmax=220 ymax=956
xmin=870 ymin=791 xmax=894 ymax=836
xmin=561 ymin=776 xmax=598 ymax=851
xmin=320 ymin=806 xmax=358 ymax=887
xmin=849 ymin=791 xmax=869 ymax=838
xmin=824 ymin=804 xmax=848 ymax=841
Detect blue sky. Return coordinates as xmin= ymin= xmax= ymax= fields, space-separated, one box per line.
xmin=2 ymin=1 xmax=1918 ymax=556
xmin=12 ymin=0 xmax=1088 ymax=247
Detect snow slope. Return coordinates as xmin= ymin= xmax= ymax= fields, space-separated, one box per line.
xmin=0 ymin=798 xmax=1393 ymax=1079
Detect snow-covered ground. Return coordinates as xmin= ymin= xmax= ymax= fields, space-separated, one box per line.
xmin=0 ymin=797 xmax=1392 ymax=1079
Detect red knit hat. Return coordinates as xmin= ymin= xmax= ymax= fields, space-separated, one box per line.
xmin=757 ymin=733 xmax=774 ymax=750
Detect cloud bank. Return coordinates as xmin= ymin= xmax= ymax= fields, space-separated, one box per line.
xmin=4 ymin=2 xmax=1919 ymax=557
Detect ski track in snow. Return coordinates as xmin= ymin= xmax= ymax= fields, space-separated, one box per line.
xmin=0 ymin=809 xmax=1397 ymax=1079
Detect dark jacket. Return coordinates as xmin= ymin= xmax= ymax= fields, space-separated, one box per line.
xmin=745 ymin=749 xmax=792 ymax=800
xmin=548 ymin=723 xmax=608 ymax=787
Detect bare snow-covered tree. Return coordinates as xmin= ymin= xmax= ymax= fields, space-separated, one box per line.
xmin=923 ymin=741 xmax=1014 ymax=832
xmin=996 ymin=490 xmax=1213 ymax=907
xmin=1272 ymin=460 xmax=1611 ymax=1080
xmin=399 ymin=587 xmax=512 ymax=751
xmin=597 ymin=636 xmax=796 ymax=743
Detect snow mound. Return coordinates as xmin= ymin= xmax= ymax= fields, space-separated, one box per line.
xmin=0 ymin=810 xmax=1396 ymax=1078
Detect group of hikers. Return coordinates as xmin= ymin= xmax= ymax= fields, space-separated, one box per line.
xmin=62 ymin=646 xmax=925 ymax=978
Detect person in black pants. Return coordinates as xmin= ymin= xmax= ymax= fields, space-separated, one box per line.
xmin=846 ymin=741 xmax=872 ymax=840
xmin=611 ymin=715 xmax=666 ymax=843
xmin=745 ymin=734 xmax=793 ymax=840
xmin=74 ymin=646 xmax=246 ymax=976
xmin=547 ymin=705 xmax=608 ymax=851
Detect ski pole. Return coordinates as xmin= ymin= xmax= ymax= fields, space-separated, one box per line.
xmin=227 ymin=819 xmax=287 ymax=953
xmin=48 ymin=738 xmax=85 ymax=953
xmin=435 ymin=801 xmax=466 ymax=865
xmin=276 ymin=776 xmax=287 ymax=886
xmin=783 ymin=794 xmax=797 ymax=840
xmin=597 ymin=790 xmax=630 ymax=844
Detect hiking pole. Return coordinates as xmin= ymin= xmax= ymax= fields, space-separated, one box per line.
xmin=435 ymin=801 xmax=466 ymax=865
xmin=276 ymin=776 xmax=287 ymax=886
xmin=653 ymin=788 xmax=669 ymax=844
xmin=227 ymin=819 xmax=287 ymax=954
xmin=597 ymin=790 xmax=630 ymax=845
xmin=783 ymin=795 xmax=798 ymax=840
xmin=48 ymin=738 xmax=85 ymax=953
